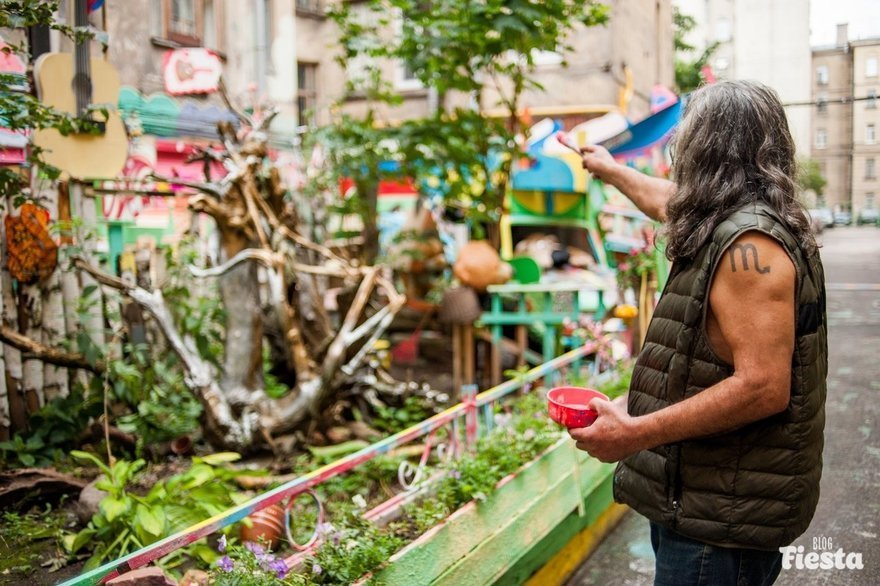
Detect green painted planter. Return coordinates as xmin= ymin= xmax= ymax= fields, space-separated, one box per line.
xmin=374 ymin=437 xmax=618 ymax=586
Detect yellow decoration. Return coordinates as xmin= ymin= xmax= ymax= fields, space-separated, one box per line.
xmin=614 ymin=304 xmax=638 ymax=319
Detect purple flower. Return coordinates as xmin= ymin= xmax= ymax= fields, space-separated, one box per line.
xmin=257 ymin=552 xmax=275 ymax=571
xmin=217 ymin=534 xmax=227 ymax=553
xmin=216 ymin=555 xmax=234 ymax=572
xmin=332 ymin=530 xmax=342 ymax=547
xmin=450 ymin=469 xmax=462 ymax=480
xmin=245 ymin=541 xmax=265 ymax=556
xmin=269 ymin=558 xmax=289 ymax=579
xmin=312 ymin=563 xmax=323 ymax=576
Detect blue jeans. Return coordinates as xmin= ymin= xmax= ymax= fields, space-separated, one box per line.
xmin=651 ymin=522 xmax=782 ymax=586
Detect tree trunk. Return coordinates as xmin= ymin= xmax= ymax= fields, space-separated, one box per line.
xmin=0 ymin=214 xmax=25 ymax=434
xmin=41 ymin=186 xmax=68 ymax=401
xmin=358 ymin=179 xmax=380 ymax=265
xmin=19 ymin=286 xmax=44 ymax=413
xmin=218 ymin=259 xmax=264 ymax=408
xmin=71 ymin=181 xmax=105 ymax=348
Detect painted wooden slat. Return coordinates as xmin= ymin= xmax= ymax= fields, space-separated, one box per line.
xmin=375 ymin=440 xmax=618 ymax=586
xmin=433 ymin=466 xmax=604 ymax=586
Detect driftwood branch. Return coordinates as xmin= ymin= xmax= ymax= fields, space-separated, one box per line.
xmin=73 ymin=256 xmax=256 ymax=447
xmin=0 ymin=325 xmax=104 ymax=373
xmin=188 ymin=248 xmax=282 ymax=279
xmin=218 ymin=78 xmax=254 ymax=128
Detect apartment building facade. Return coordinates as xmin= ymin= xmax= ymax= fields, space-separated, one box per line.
xmin=851 ymin=40 xmax=880 ymax=213
xmin=811 ymin=25 xmax=880 ymax=214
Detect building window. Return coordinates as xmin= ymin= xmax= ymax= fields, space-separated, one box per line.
xmin=297 ymin=62 xmax=317 ymax=126
xmin=816 ymin=65 xmax=829 ymax=85
xmin=868 ymin=124 xmax=877 ymax=145
xmin=817 ymin=93 xmax=828 ymax=114
xmin=296 ymin=0 xmax=323 ymax=15
xmin=868 ymin=89 xmax=877 ymax=109
xmin=867 ymin=193 xmax=875 ymax=208
xmin=816 ymin=128 xmax=827 ymax=149
xmin=868 ymin=56 xmax=878 ymax=78
xmin=867 ymin=158 xmax=876 ymax=179
xmin=152 ymin=0 xmax=221 ymax=49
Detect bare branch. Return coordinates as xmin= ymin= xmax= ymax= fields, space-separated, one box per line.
xmin=72 ymin=257 xmax=132 ymax=292
xmin=218 ymin=77 xmax=254 ymax=128
xmin=188 ymin=248 xmax=282 ymax=279
xmin=148 ymin=173 xmax=226 ymax=200
xmin=0 ymin=326 xmax=104 ymax=373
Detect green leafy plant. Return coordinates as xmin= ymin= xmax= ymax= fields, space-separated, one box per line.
xmin=306 ymin=511 xmax=404 ymax=585
xmin=65 ymin=452 xmax=254 ymax=570
xmin=371 ymin=395 xmax=433 ymax=434
xmin=0 ymin=387 xmax=102 ymax=469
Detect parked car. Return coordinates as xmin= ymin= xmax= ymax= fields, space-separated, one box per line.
xmin=857 ymin=208 xmax=879 ymax=226
xmin=833 ymin=210 xmax=853 ymax=226
xmin=809 ymin=208 xmax=834 ymax=229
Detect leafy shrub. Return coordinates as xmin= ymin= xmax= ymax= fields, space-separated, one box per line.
xmin=65 ymin=452 xmax=254 ymax=570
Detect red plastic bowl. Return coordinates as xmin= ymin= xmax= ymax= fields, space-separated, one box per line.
xmin=547 ymin=387 xmax=609 ymax=428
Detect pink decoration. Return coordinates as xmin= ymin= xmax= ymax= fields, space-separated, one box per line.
xmin=163 ymin=48 xmax=223 ymax=95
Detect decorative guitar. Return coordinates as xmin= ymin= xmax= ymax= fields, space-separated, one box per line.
xmin=32 ymin=0 xmax=127 ymax=179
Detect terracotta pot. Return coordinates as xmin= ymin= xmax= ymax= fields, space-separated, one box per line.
xmin=239 ymin=504 xmax=285 ymax=548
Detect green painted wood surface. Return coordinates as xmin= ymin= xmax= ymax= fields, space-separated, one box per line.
xmin=497 ymin=467 xmax=616 ymax=584
xmin=374 ymin=438 xmax=616 ymax=586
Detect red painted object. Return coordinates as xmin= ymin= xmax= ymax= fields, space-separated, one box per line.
xmin=239 ymin=504 xmax=285 ymax=548
xmin=547 ymin=387 xmax=609 ymax=428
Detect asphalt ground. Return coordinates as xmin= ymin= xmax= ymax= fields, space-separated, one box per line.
xmin=565 ymin=226 xmax=880 ymax=586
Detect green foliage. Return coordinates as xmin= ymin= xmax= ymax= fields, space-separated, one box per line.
xmin=371 ymin=395 xmax=433 ymax=434
xmin=306 ymin=510 xmax=404 ymax=585
xmin=797 ymin=157 xmax=827 ymax=197
xmin=329 ymin=0 xmax=609 ymax=99
xmin=672 ymin=6 xmax=696 ymax=52
xmin=616 ymin=241 xmax=660 ymax=289
xmin=65 ymin=452 xmax=253 ymax=571
xmin=672 ymin=6 xmax=719 ymax=94
xmin=162 ymin=239 xmax=227 ymax=369
xmin=317 ymin=0 xmax=609 ymax=252
xmin=0 ymin=387 xmax=102 ymax=469
xmin=402 ymin=392 xmax=561 ymax=534
xmin=595 ymin=362 xmax=633 ymax=400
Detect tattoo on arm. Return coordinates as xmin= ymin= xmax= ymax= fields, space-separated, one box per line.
xmin=729 ymin=243 xmax=771 ymax=274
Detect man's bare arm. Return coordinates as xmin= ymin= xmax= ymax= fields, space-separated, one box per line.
xmin=580 ymin=144 xmax=674 ymax=222
xmin=569 ymin=232 xmax=796 ymax=461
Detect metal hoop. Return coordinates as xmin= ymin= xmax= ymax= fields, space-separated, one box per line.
xmin=284 ymin=489 xmax=325 ymax=551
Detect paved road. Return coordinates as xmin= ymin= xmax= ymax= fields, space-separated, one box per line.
xmin=566 ymin=226 xmax=880 ymax=585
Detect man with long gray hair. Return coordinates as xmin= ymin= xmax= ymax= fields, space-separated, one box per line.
xmin=570 ymin=80 xmax=827 ymax=585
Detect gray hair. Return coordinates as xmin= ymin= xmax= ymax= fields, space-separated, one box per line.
xmin=664 ymin=80 xmax=817 ymax=261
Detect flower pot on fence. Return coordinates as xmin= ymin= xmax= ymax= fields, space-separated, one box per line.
xmin=373 ymin=437 xmax=624 ymax=585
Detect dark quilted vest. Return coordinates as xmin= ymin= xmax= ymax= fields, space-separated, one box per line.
xmin=613 ymin=202 xmax=827 ymax=550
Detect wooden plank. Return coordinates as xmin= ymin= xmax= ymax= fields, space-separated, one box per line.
xmin=376 ymin=438 xmax=580 ymax=585
xmin=522 ymin=503 xmax=629 ymax=586
xmin=501 ymin=470 xmax=623 ymax=585
xmin=376 ymin=441 xmax=617 ymax=586
xmin=433 ymin=462 xmax=613 ymax=586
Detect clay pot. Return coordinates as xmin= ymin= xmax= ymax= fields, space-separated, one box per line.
xmin=239 ymin=504 xmax=285 ymax=548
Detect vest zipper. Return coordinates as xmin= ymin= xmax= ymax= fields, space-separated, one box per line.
xmin=671 ymin=444 xmax=683 ymax=528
